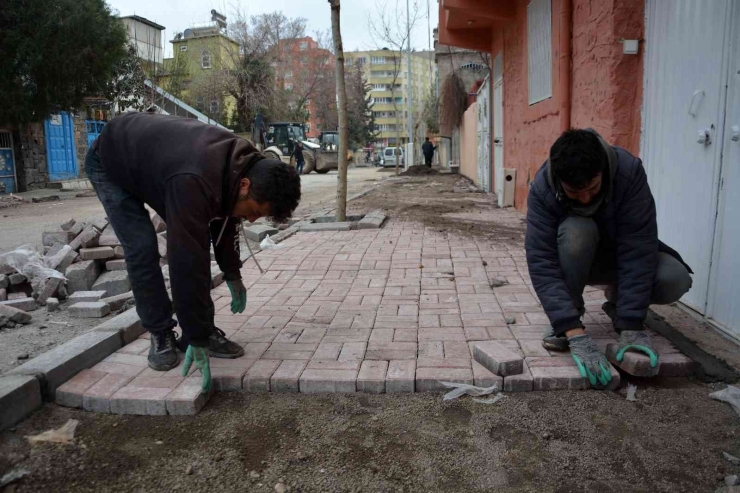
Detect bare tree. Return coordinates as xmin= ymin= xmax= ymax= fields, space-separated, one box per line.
xmin=368 ymin=0 xmax=422 ymax=175
xmin=329 ymin=0 xmax=349 ymax=221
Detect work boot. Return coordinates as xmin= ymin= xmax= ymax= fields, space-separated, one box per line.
xmin=541 ymin=326 xmax=570 ymax=351
xmin=148 ymin=329 xmax=178 ymax=371
xmin=209 ymin=327 xmax=245 ymax=359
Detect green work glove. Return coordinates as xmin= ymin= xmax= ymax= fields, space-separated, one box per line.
xmin=568 ymin=334 xmax=613 ymax=389
xmin=182 ymin=345 xmax=212 ymax=392
xmin=616 ymin=330 xmax=659 ymax=368
xmin=227 ymin=279 xmax=247 ymax=314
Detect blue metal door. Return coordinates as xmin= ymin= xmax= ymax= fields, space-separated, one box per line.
xmin=45 ymin=112 xmax=78 ymax=181
xmin=86 ymin=120 xmax=106 ymax=147
xmin=0 ymin=131 xmax=16 ymax=194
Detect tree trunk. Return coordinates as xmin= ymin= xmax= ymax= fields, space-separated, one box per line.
xmin=330 ymin=0 xmax=349 ymax=222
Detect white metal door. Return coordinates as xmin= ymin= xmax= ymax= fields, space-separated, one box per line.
xmin=493 ymin=55 xmax=504 ymax=206
xmin=641 ymin=0 xmax=730 ymax=313
xmin=476 ymin=76 xmax=491 ymax=192
xmin=706 ymin=2 xmax=740 ymax=339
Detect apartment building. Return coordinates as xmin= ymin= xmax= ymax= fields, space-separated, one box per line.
xmin=345 ymin=49 xmax=436 ymax=149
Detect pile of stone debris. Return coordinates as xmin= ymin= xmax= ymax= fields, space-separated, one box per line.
xmin=0 ymin=213 xmax=169 ymax=328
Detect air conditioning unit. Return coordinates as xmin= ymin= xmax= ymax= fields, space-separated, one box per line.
xmin=499 ymin=168 xmax=516 ymax=207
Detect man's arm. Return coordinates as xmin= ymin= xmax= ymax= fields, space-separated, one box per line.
xmin=525 ymin=185 xmax=582 ymax=334
xmin=614 ymin=159 xmax=659 ymax=331
xmin=210 ymin=218 xmax=243 ymax=281
xmin=165 ymin=175 xmax=215 ymax=347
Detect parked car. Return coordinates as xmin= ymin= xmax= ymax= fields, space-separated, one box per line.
xmin=381 ymin=147 xmax=405 ymax=167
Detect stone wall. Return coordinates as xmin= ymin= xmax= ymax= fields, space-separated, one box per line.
xmin=73 ymin=114 xmax=88 ymax=178
xmin=14 ymin=123 xmax=48 ymax=191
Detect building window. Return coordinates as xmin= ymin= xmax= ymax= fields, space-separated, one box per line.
xmin=179 ymin=45 xmax=188 ymax=52
xmin=527 ymin=0 xmax=552 ymax=104
xmin=300 ymin=41 xmax=308 ymax=51
xmin=201 ymin=50 xmax=212 ymax=69
xmin=370 ymin=56 xmax=386 ymax=65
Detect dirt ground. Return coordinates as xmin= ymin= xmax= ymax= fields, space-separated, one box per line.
xmin=1 ymin=381 xmax=739 ymax=492
xmin=2 ymin=172 xmax=740 ymax=492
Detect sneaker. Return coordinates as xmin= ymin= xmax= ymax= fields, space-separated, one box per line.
xmin=208 ymin=327 xmax=245 ymax=359
xmin=148 ymin=329 xmax=178 ymax=371
xmin=542 ymin=327 xmax=570 ymax=351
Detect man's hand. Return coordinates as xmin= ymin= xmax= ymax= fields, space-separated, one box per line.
xmin=568 ymin=334 xmax=613 ymax=389
xmin=227 ymin=280 xmax=247 ymax=314
xmin=616 ymin=330 xmax=659 ymax=368
xmin=182 ymin=346 xmax=212 ymax=392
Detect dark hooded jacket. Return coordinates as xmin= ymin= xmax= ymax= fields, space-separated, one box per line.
xmin=525 ymin=133 xmax=691 ymax=333
xmin=94 ymin=113 xmax=265 ymax=346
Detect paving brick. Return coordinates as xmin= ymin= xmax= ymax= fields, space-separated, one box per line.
xmin=518 ymin=339 xmax=551 ymax=357
xmin=473 ymin=341 xmax=524 ymax=376
xmin=312 ymin=342 xmax=343 ymax=360
xmin=83 ymin=373 xmax=134 ymax=413
xmin=472 ymin=360 xmax=503 ymax=388
xmin=0 ymin=275 xmax=6 ymax=290
xmin=605 ymin=344 xmax=660 ymax=377
xmin=338 ymin=342 xmax=367 ymax=361
xmin=92 ymin=270 xmax=131 ymax=297
xmin=113 ymin=246 xmax=126 ymax=259
xmin=42 ymin=230 xmax=76 ymax=247
xmin=357 ymin=360 xmax=388 ymax=393
xmin=0 ymin=375 xmax=42 ymax=431
xmin=69 ymin=225 xmax=101 ymax=251
xmin=37 ymin=277 xmax=64 ymax=305
xmin=299 ymin=369 xmax=357 ymax=393
xmin=166 ymin=378 xmax=211 ymax=415
xmin=46 ymin=298 xmax=59 ymax=312
xmin=101 ymin=291 xmax=134 ymax=311
xmin=0 ymin=304 xmax=33 ymax=324
xmin=503 ymin=364 xmax=533 ymax=392
xmin=80 ymin=247 xmax=115 ymax=260
xmin=416 ymin=368 xmax=474 ymax=392
xmin=98 ymin=231 xmax=121 ymax=247
xmin=243 ymin=360 xmax=280 ymax=392
xmin=8 ymin=330 xmax=122 ymax=399
xmin=69 ymin=301 xmax=111 ymax=318
xmin=60 ymin=218 xmax=76 ymax=231
xmin=57 ymin=249 xmax=79 ymax=274
xmin=531 ymin=366 xmax=589 ymax=391
xmin=55 ymin=369 xmax=107 ymax=408
xmin=151 ymin=213 xmax=167 ymax=233
xmin=0 ymin=297 xmax=37 ymax=312
xmin=8 ymin=273 xmax=26 ymax=285
xmin=109 ymin=385 xmax=171 ymax=415
xmin=105 ymin=259 xmax=127 ymax=271
xmin=65 ymin=260 xmax=101 ymax=294
xmin=657 ymin=353 xmax=696 ymax=377
xmin=271 ymin=360 xmax=308 ymax=392
xmin=365 ymin=342 xmax=417 ymax=360
xmin=157 ymin=233 xmax=168 ymax=258
xmin=386 ymin=360 xmax=415 ymax=393
xmin=306 ymin=359 xmax=361 ymax=371
xmin=244 ymin=224 xmax=279 ymax=242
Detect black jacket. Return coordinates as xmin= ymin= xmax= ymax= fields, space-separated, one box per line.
xmin=293 ymin=145 xmax=304 ymax=162
xmin=422 ymin=141 xmax=436 ymax=158
xmin=94 ymin=113 xmax=264 ymax=346
xmin=525 ymin=138 xmax=690 ymax=333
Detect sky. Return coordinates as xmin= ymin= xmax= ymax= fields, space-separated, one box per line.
xmin=107 ymin=0 xmax=438 ymax=58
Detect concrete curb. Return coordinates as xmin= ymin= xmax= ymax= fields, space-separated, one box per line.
xmin=0 ymin=375 xmax=42 ymax=432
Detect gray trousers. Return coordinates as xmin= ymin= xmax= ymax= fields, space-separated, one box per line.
xmin=558 ymin=216 xmax=692 ymax=318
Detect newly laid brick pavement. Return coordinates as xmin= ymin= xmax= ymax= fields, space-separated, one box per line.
xmin=55 ymin=218 xmax=696 ymax=414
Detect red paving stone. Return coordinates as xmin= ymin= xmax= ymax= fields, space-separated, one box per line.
xmin=53 ymin=220 xmax=699 ymax=415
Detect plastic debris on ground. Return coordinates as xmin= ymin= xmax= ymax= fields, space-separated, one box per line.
xmin=27 ymin=419 xmax=79 ymax=445
xmin=259 ymin=235 xmax=285 ymax=250
xmin=472 ymin=394 xmax=506 ymax=405
xmin=726 ymin=475 xmax=740 ymax=487
xmin=724 ymin=452 xmax=740 ymax=464
xmin=0 ymin=469 xmax=30 ymax=488
xmin=626 ymin=384 xmax=637 ymax=402
xmin=709 ymin=385 xmax=740 ymax=418
xmin=0 ymin=245 xmax=66 ymax=294
xmin=440 ymin=382 xmax=499 ymax=401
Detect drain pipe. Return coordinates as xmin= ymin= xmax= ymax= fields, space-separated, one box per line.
xmin=558 ymin=0 xmax=572 ymax=133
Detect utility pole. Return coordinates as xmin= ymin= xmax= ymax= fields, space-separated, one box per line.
xmin=406 ymin=0 xmax=413 ymax=167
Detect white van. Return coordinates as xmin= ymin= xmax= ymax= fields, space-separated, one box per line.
xmin=382 ymin=147 xmax=405 ymax=167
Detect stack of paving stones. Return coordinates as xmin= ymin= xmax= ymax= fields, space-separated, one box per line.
xmin=54 ymin=218 xmax=696 ymax=416
xmin=0 ymin=212 xmax=170 ymax=325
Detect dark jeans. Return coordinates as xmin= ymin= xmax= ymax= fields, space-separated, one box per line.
xmin=296 ymin=160 xmax=305 ymax=174
xmin=85 ymin=148 xmax=193 ymax=337
xmin=558 ymin=215 xmax=692 ymax=320
xmin=424 ymin=155 xmax=433 ymax=167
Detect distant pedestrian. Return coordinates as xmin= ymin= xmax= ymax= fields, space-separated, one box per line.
xmin=294 ymin=140 xmax=305 ymax=174
xmin=422 ymin=137 xmax=437 ymax=167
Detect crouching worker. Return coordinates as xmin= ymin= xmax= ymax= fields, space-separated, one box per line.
xmin=89 ymin=113 xmax=301 ymax=390
xmin=525 ymin=129 xmax=692 ymax=389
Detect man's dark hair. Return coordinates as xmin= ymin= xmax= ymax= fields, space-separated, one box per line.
xmin=425 ymin=136 xmax=429 ymax=141
xmin=549 ymin=129 xmax=607 ymax=190
xmin=246 ymin=159 xmax=301 ymax=223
